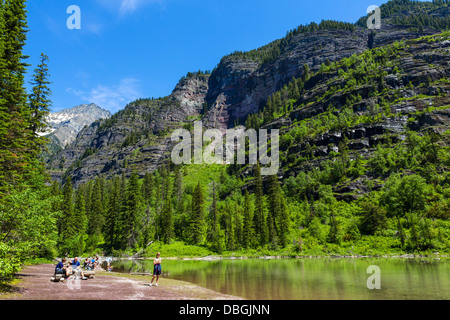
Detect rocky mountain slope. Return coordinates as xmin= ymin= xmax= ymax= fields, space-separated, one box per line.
xmin=47 ymin=0 xmax=450 ymax=187
xmin=43 ymin=103 xmax=111 ymax=148
xmin=260 ymin=32 xmax=450 ymax=201
xmin=46 ymin=73 xmax=209 ymax=184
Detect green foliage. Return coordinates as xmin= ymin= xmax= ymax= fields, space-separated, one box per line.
xmin=28 ymin=53 xmax=51 ymax=137
xmin=190 ymin=182 xmax=205 ymax=245
xmin=0 ymin=173 xmax=59 ymax=279
xmin=356 ymin=0 xmax=449 ymax=28
xmin=380 ymin=174 xmax=430 ymax=219
xmin=3 ymin=0 xmax=449 ymax=269
xmin=227 ymin=20 xmax=356 ymax=66
xmin=179 ymin=70 xmax=211 ymax=83
xmin=359 ymin=200 xmax=388 ymax=236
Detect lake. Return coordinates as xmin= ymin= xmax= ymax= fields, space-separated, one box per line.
xmin=111 ymin=257 xmax=450 ymax=300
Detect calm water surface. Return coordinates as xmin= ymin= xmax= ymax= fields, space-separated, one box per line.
xmin=112 ymin=257 xmax=450 ymax=300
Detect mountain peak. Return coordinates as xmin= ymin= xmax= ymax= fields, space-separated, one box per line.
xmin=45 ymin=103 xmax=112 ymax=148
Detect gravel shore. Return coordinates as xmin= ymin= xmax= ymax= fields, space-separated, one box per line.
xmin=2 ymin=264 xmax=243 ymax=300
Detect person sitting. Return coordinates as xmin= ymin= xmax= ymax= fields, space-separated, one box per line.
xmin=66 ymin=259 xmax=73 ymax=276
xmin=55 ymin=258 xmax=70 ymax=283
xmin=90 ymin=257 xmax=97 ymax=269
xmin=83 ymin=257 xmax=92 ymax=270
xmin=71 ymin=257 xmax=88 ymax=280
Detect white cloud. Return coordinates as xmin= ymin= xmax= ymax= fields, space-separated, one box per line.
xmin=67 ymin=78 xmax=143 ymax=113
xmin=119 ymin=0 xmax=139 ymax=14
xmin=84 ymin=22 xmax=104 ymax=35
xmin=96 ymin=0 xmax=165 ymax=16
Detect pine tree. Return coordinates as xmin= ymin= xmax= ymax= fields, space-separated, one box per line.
xmin=28 ymin=53 xmax=51 ymax=138
xmin=161 ymin=191 xmax=173 ymax=244
xmin=84 ymin=180 xmax=92 ymax=225
xmin=71 ymin=187 xmax=87 ymax=254
xmin=266 ymin=174 xmax=290 ymax=247
xmin=190 ymin=182 xmax=205 ymax=245
xmin=104 ymin=178 xmax=120 ymax=252
xmin=116 ymin=172 xmax=128 ymax=248
xmin=226 ymin=204 xmax=235 ymax=251
xmin=292 ymin=78 xmax=300 ymax=100
xmin=88 ymin=178 xmax=104 ymax=237
xmin=266 ymin=174 xmax=280 ymax=244
xmin=123 ymin=172 xmax=141 ymax=247
xmin=253 ymin=162 xmax=267 ymax=246
xmin=242 ymin=191 xmax=253 ymax=249
xmin=172 ymin=167 xmax=182 ymax=202
xmin=73 ymin=186 xmax=87 ymax=234
xmin=302 ymin=63 xmax=310 ymax=82
xmin=278 ymin=194 xmax=290 ymax=248
xmin=172 ymin=166 xmax=183 ymax=218
xmin=207 ymin=181 xmax=218 ymax=238
xmin=142 ymin=171 xmax=153 ymax=204
xmin=60 ymin=176 xmax=75 ymax=246
xmin=234 ymin=203 xmax=243 ymax=249
xmin=327 ymin=214 xmax=340 ymax=244
xmin=0 ymin=0 xmax=34 ymax=191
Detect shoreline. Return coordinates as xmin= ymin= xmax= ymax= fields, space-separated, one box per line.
xmin=1 ymin=264 xmax=243 ymax=300
xmin=112 ymin=252 xmax=448 ymax=261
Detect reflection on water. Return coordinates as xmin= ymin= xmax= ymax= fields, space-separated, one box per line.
xmin=112 ymin=257 xmax=450 ymax=300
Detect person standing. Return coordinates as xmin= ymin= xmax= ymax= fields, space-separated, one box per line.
xmin=150 ymin=252 xmax=162 ymax=287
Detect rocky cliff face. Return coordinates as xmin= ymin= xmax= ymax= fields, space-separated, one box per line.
xmin=48 ymin=2 xmax=450 ymax=186
xmin=203 ymin=24 xmax=440 ymax=130
xmin=268 ymin=33 xmax=449 ymax=201
xmin=47 ymin=74 xmax=210 ymax=185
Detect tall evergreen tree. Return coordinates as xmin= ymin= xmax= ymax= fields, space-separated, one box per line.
xmin=123 ymin=172 xmax=141 ymax=247
xmin=116 ymin=172 xmax=128 ymax=248
xmin=88 ymin=178 xmax=104 ymax=237
xmin=72 ymin=187 xmax=87 ymax=255
xmin=266 ymin=174 xmax=280 ymax=244
xmin=28 ymin=53 xmax=51 ymax=138
xmin=226 ymin=204 xmax=235 ymax=251
xmin=73 ymin=186 xmax=87 ymax=234
xmin=234 ymin=203 xmax=243 ymax=249
xmin=104 ymin=178 xmax=120 ymax=252
xmin=0 ymin=0 xmax=34 ymax=190
xmin=142 ymin=171 xmax=153 ymax=204
xmin=302 ymin=63 xmax=310 ymax=82
xmin=60 ymin=176 xmax=75 ymax=248
xmin=171 ymin=167 xmax=183 ymax=224
xmin=190 ymin=182 xmax=205 ymax=245
xmin=161 ymin=191 xmax=173 ymax=244
xmin=278 ymin=194 xmax=290 ymax=248
xmin=172 ymin=166 xmax=182 ymax=203
xmin=242 ymin=191 xmax=254 ymax=249
xmin=253 ymin=163 xmax=267 ymax=246
xmin=207 ymin=181 xmax=218 ymax=241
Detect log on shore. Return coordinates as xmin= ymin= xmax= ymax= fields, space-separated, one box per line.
xmin=130 ymin=272 xmax=154 ymax=276
xmin=50 ymin=270 xmax=96 ymax=282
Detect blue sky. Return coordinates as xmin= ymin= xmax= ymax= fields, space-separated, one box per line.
xmin=23 ymin=0 xmax=414 ymax=113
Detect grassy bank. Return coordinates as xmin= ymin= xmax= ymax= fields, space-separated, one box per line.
xmin=111 ymin=240 xmax=449 ymax=260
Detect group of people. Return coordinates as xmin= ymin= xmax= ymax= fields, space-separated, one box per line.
xmin=54 ymin=255 xmax=102 ymax=283
xmin=55 ymin=257 xmax=88 ymax=282
xmin=54 ymin=252 xmax=162 ymax=286
xmin=83 ymin=256 xmax=101 ymax=270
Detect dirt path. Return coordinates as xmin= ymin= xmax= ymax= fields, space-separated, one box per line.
xmin=2 ymin=264 xmax=243 ymax=300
